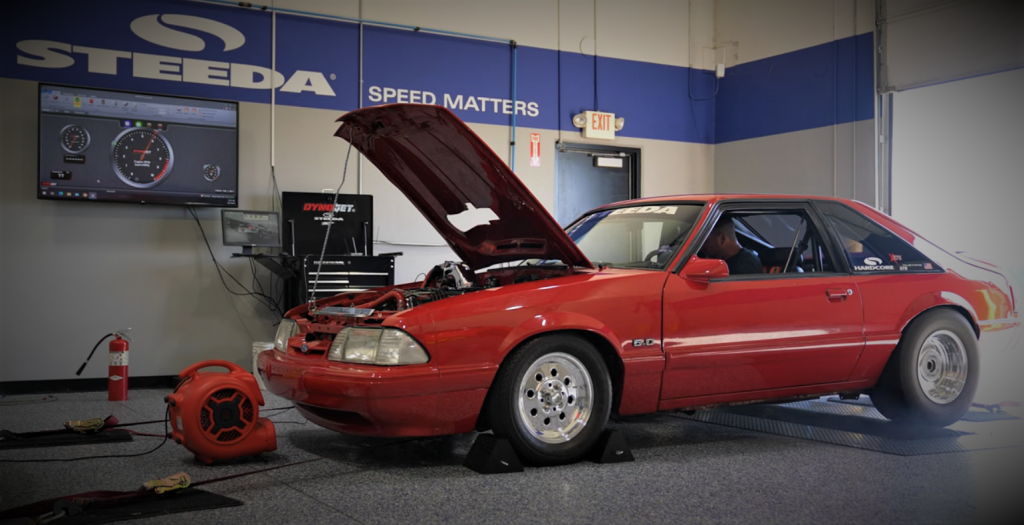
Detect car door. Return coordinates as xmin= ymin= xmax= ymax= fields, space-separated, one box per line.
xmin=660 ymin=202 xmax=866 ymax=401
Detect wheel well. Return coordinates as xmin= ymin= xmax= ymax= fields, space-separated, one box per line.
xmin=905 ymin=305 xmax=980 ymax=339
xmin=473 ymin=329 xmax=625 ymax=431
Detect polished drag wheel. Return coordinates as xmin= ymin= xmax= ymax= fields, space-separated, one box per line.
xmin=491 ymin=335 xmax=611 ymax=465
xmin=517 ymin=352 xmax=593 ymax=444
xmin=917 ymin=330 xmax=968 ymax=404
xmin=871 ymin=309 xmax=978 ymax=427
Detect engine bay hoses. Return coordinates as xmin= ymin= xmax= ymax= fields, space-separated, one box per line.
xmin=354 ymin=290 xmax=406 ymax=311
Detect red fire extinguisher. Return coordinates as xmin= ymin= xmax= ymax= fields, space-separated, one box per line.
xmin=108 ymin=330 xmax=131 ymax=401
xmin=75 ymin=328 xmax=132 ymax=401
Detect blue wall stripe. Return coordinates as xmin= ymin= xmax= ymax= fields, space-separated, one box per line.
xmin=558 ymin=53 xmax=716 ymax=143
xmin=2 ymin=0 xmax=871 ymax=146
xmin=715 ymin=32 xmax=874 ymax=144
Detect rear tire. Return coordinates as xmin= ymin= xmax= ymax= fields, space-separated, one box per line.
xmin=489 ymin=334 xmax=612 ymax=466
xmin=871 ymin=309 xmax=978 ymax=427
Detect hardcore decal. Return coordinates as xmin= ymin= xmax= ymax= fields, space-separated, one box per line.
xmin=854 ymin=256 xmax=895 ymax=271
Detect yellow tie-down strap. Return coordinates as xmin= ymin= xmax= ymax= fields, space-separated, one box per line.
xmin=143 ymin=472 xmax=192 ymax=494
xmin=63 ymin=418 xmax=106 ymax=434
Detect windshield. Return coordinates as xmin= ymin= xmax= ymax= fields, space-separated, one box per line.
xmin=565 ymin=204 xmax=704 ymax=269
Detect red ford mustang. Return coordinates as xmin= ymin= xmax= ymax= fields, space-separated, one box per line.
xmin=258 ymin=104 xmax=1019 ymax=465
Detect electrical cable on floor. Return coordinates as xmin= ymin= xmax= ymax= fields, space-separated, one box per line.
xmin=188 ymin=207 xmax=283 ymax=316
xmin=0 ymin=395 xmax=58 ymax=406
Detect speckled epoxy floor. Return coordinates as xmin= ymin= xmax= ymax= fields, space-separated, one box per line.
xmin=2 ymin=388 xmax=1023 ymax=524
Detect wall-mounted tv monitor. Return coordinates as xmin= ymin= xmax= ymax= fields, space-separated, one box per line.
xmin=222 ymin=210 xmax=281 ymax=255
xmin=37 ymin=83 xmax=238 ymax=207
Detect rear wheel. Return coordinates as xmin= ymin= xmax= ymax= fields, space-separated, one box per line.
xmin=489 ymin=334 xmax=612 ymax=465
xmin=871 ymin=309 xmax=978 ymax=427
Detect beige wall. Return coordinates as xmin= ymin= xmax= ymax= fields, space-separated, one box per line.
xmin=0 ymin=1 xmax=715 ymax=382
xmin=715 ymin=120 xmax=874 ymax=201
xmin=715 ymin=0 xmax=873 ymax=66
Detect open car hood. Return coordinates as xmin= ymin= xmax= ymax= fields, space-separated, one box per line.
xmin=335 ymin=104 xmax=593 ymax=271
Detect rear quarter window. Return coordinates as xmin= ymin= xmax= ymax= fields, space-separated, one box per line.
xmin=816 ymin=201 xmax=940 ymax=273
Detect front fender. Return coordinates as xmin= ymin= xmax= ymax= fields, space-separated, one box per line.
xmin=498 ymin=310 xmax=625 ymax=359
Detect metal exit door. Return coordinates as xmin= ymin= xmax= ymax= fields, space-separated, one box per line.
xmin=555 ymin=143 xmax=640 ymax=226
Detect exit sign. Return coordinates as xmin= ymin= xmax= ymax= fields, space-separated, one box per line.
xmin=583 ymin=111 xmax=616 ymax=140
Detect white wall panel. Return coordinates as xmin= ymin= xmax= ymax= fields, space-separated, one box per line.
xmin=892 ymin=68 xmax=1024 ymax=275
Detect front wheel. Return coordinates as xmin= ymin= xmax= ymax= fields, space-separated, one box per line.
xmin=489 ymin=334 xmax=612 ymax=465
xmin=871 ymin=309 xmax=979 ymax=427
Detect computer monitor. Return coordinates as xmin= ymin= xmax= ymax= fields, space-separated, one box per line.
xmin=221 ymin=210 xmax=282 ymax=255
xmin=38 ymin=83 xmax=239 ymax=207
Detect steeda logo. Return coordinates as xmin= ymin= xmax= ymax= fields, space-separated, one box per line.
xmin=130 ymin=14 xmax=246 ymax=52
xmin=15 ymin=14 xmax=336 ymax=96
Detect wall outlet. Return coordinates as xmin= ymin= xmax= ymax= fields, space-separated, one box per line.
xmin=716 ymin=63 xmax=726 ymax=79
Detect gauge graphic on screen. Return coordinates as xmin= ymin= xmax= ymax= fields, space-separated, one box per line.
xmin=110 ymin=128 xmax=174 ymax=189
xmin=203 ymin=164 xmax=221 ymax=182
xmin=60 ymin=124 xmax=91 ymax=153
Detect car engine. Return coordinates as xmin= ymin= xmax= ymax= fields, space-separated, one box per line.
xmin=298 ymin=261 xmax=571 ymax=329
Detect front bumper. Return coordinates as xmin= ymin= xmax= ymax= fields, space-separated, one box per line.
xmin=257 ymin=349 xmax=441 ymax=436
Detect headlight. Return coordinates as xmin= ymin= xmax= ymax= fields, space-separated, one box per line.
xmin=274 ymin=319 xmax=299 ymax=351
xmin=327 ymin=327 xmax=429 ymax=365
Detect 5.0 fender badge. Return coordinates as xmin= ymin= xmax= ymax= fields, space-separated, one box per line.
xmin=632 ymin=339 xmax=657 ymax=347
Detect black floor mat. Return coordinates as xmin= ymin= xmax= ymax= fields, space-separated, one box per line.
xmin=722 ymin=404 xmax=965 ymax=440
xmin=47 ymin=489 xmax=241 ymax=525
xmin=678 ymin=399 xmax=1021 ymax=455
xmin=826 ymin=396 xmax=1021 ymax=422
xmin=0 ymin=429 xmax=133 ymax=450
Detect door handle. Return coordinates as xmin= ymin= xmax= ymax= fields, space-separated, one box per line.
xmin=826 ymin=288 xmax=853 ymax=300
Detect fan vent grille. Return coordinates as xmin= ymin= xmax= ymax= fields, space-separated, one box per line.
xmin=196 ymin=387 xmax=255 ymax=444
xmin=217 ymin=430 xmax=242 ymax=442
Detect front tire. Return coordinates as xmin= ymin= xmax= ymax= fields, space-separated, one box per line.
xmin=871 ymin=309 xmax=978 ymax=427
xmin=489 ymin=334 xmax=612 ymax=466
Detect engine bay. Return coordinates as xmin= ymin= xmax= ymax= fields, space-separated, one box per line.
xmin=298 ymin=261 xmax=572 ymax=330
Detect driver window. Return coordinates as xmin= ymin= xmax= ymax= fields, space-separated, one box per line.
xmin=700 ymin=210 xmax=836 ymax=277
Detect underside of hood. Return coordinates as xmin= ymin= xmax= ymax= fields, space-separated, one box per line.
xmin=335 ymin=104 xmax=592 ymax=271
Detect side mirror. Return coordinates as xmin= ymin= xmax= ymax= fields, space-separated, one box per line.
xmin=681 ymin=256 xmax=729 ymax=283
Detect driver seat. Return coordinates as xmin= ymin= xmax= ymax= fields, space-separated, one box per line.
xmin=759 ymin=247 xmax=804 ymax=274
